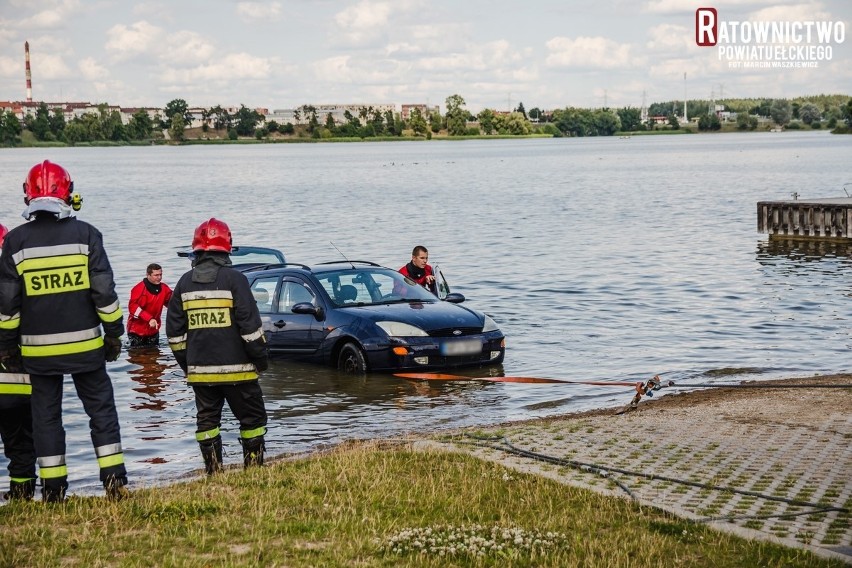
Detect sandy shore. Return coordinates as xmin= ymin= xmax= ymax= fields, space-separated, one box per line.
xmin=424 ymin=374 xmax=852 ymax=563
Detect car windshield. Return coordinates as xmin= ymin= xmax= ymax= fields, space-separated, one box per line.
xmin=316 ymin=268 xmax=438 ymax=307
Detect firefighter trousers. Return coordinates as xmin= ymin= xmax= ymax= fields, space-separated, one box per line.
xmin=192 ymin=382 xmax=267 ymax=442
xmin=31 ymin=367 xmax=127 ymax=485
xmin=0 ymin=399 xmax=36 ymax=480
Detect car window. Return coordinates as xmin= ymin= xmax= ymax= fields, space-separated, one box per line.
xmin=250 ymin=276 xmax=278 ymax=313
xmin=278 ymin=281 xmax=315 ymax=313
xmin=316 ymin=268 xmax=435 ymax=306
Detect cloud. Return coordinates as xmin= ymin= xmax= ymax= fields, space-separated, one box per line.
xmin=78 ymin=57 xmax=108 ymax=80
xmin=165 ymin=31 xmax=215 ymax=65
xmin=749 ymin=2 xmax=832 ymax=22
xmin=643 ymin=0 xmax=779 ymax=14
xmin=334 ymin=0 xmax=393 ymax=45
xmin=164 ymin=52 xmax=273 ymax=84
xmin=545 ymin=36 xmax=639 ymax=69
xmin=236 ymin=2 xmax=282 ymax=22
xmin=16 ymin=0 xmax=81 ymax=28
xmin=646 ymin=23 xmax=696 ymax=52
xmin=105 ymin=21 xmax=164 ymax=61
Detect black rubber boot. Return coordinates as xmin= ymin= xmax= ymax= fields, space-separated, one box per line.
xmin=200 ymin=436 xmax=223 ymax=475
xmin=104 ymin=475 xmax=129 ymax=501
xmin=42 ymin=478 xmax=68 ymax=504
xmin=242 ymin=436 xmax=265 ymax=469
xmin=4 ymin=478 xmax=36 ymax=501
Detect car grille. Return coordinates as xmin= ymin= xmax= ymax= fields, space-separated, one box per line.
xmin=428 ymin=327 xmax=482 ymax=337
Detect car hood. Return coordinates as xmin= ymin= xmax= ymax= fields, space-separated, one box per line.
xmin=340 ymin=300 xmax=487 ymax=332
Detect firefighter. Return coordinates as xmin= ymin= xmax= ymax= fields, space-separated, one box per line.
xmin=0 ymin=161 xmax=127 ymax=502
xmin=166 ymin=218 xmax=269 ymax=475
xmin=0 ymin=223 xmax=36 ymax=501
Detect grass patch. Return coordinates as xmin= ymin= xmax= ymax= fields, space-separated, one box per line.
xmin=0 ymin=442 xmax=842 ymax=567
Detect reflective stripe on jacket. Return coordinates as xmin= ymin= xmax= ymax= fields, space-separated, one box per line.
xmin=0 ymin=215 xmax=124 ymax=374
xmin=0 ymin=372 xmax=31 ymax=396
xmin=166 ymin=263 xmax=266 ymax=385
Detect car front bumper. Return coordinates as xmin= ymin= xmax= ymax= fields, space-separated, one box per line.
xmin=362 ymin=332 xmax=505 ymax=371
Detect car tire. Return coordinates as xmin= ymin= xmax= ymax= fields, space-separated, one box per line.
xmin=337 ymin=342 xmax=367 ymax=374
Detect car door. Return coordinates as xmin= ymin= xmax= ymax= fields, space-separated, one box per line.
xmin=267 ymin=277 xmax=324 ymax=354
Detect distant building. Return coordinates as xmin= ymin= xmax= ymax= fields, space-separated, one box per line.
xmin=401 ymin=104 xmax=439 ymax=121
xmin=268 ymin=103 xmax=397 ymax=126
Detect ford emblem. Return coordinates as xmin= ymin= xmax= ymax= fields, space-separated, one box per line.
xmin=453 ymin=330 xmax=462 ymax=335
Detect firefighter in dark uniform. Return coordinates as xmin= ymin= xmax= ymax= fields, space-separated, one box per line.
xmin=0 ymin=223 xmax=37 ymax=501
xmin=0 ymin=161 xmax=127 ymax=502
xmin=166 ymin=218 xmax=269 ymax=475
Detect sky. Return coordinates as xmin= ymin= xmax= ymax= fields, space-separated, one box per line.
xmin=0 ymin=0 xmax=849 ymax=113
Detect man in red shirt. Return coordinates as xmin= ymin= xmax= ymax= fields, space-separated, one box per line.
xmin=127 ymin=263 xmax=173 ymax=348
xmin=398 ymin=245 xmax=437 ymax=295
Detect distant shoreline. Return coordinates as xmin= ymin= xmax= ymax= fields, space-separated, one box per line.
xmin=2 ymin=126 xmax=849 ymax=149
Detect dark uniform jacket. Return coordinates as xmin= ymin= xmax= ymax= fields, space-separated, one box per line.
xmin=166 ymin=254 xmax=267 ymax=385
xmin=0 ymin=214 xmax=124 ymax=375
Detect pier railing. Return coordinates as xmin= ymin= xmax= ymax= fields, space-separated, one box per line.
xmin=757 ymin=198 xmax=852 ymax=239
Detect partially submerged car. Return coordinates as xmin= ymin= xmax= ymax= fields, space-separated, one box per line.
xmin=243 ymin=261 xmax=505 ymax=373
xmin=176 ymin=245 xmax=286 ymax=271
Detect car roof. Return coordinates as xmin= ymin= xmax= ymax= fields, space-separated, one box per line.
xmin=244 ymin=260 xmax=392 ymax=277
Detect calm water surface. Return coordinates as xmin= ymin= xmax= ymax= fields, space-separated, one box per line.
xmin=1 ymin=131 xmax=850 ymax=493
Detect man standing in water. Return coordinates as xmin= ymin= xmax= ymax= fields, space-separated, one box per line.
xmin=166 ymin=218 xmax=269 ymax=475
xmin=127 ymin=263 xmax=172 ymax=348
xmin=0 ymin=161 xmax=127 ymax=502
xmin=399 ymin=245 xmax=437 ymax=295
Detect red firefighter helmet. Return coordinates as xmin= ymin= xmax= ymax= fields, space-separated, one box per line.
xmin=192 ymin=218 xmax=232 ymax=253
xmin=0 ymin=223 xmax=7 ymax=249
xmin=23 ymin=160 xmax=74 ymax=204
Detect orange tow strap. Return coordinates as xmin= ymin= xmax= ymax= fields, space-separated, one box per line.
xmin=393 ymin=372 xmax=642 ymax=387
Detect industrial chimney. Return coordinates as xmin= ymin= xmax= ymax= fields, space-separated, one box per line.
xmin=25 ymin=41 xmax=32 ymax=102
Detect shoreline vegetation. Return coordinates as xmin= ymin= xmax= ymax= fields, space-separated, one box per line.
xmin=0 ymin=448 xmax=839 ymax=567
xmin=1 ymin=377 xmax=847 ymax=567
xmin=2 ymin=93 xmax=850 ymax=148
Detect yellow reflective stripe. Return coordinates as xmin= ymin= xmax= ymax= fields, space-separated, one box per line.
xmin=15 ymin=253 xmax=88 ymax=274
xmin=10 ymin=477 xmax=35 ymax=483
xmin=97 ymin=300 xmax=122 ymax=323
xmin=240 ymin=426 xmax=266 ymax=439
xmin=40 ymin=465 xmax=68 ymax=479
xmin=0 ymin=384 xmax=32 ymax=395
xmin=97 ymin=453 xmax=124 ymax=469
xmin=169 ymin=342 xmax=186 ymax=352
xmin=98 ymin=306 xmax=123 ymax=323
xmin=21 ymin=336 xmax=104 ymax=357
xmin=183 ymin=298 xmax=234 ymax=310
xmin=196 ymin=427 xmax=221 ymax=441
xmin=0 ymin=312 xmax=20 ymax=330
xmin=187 ymin=371 xmax=258 ymax=383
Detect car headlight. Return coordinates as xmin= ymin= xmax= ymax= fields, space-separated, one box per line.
xmin=482 ymin=315 xmax=499 ymax=333
xmin=376 ymin=321 xmax=429 ymax=337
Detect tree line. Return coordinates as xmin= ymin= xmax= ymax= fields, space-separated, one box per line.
xmin=2 ymin=93 xmax=851 ymax=146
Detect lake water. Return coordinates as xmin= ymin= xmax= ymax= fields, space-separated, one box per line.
xmin=1 ymin=131 xmax=850 ymax=494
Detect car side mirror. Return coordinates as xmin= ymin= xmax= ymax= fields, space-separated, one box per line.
xmin=293 ymin=302 xmax=324 ymax=320
xmin=444 ymin=292 xmax=465 ymax=304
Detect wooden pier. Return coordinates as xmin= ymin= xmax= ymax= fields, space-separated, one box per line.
xmin=757 ymin=198 xmax=852 ymax=240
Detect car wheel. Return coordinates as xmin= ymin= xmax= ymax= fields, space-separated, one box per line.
xmin=337 ymin=342 xmax=367 ymax=374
